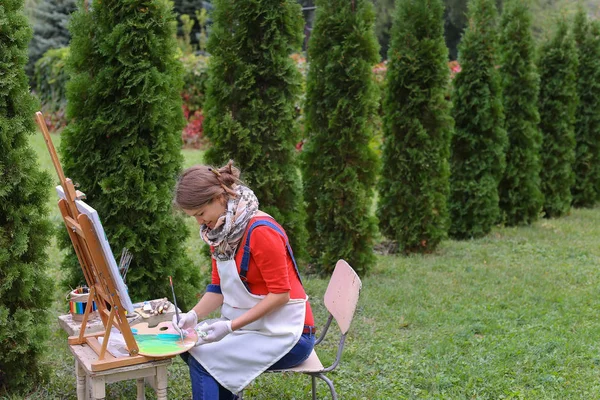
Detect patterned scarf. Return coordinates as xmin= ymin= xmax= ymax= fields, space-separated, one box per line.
xmin=200 ymin=185 xmax=259 ymax=261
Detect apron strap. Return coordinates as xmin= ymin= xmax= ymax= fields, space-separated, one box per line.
xmin=239 ymin=219 xmax=303 ymax=291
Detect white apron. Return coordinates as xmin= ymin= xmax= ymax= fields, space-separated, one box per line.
xmin=189 ymin=244 xmax=306 ymax=393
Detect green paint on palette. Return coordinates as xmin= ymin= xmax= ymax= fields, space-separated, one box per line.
xmin=132 ymin=330 xmax=188 ymax=354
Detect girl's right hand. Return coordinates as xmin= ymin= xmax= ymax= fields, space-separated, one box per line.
xmin=172 ymin=309 xmax=198 ymax=334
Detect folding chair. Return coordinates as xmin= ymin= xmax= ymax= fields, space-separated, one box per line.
xmin=241 ymin=259 xmax=362 ymax=400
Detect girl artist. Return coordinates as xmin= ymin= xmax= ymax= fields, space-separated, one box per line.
xmin=172 ymin=160 xmax=315 ymax=399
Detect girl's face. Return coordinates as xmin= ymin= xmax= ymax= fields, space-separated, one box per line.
xmin=184 ymin=196 xmax=227 ymax=229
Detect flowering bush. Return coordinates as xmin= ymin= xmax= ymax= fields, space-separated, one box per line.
xmin=373 ymin=60 xmax=388 ymax=82
xmin=448 ymin=60 xmax=461 ymax=79
xmin=181 ymin=53 xmax=209 ymax=148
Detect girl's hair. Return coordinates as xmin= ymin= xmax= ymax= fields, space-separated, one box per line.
xmin=174 ymin=160 xmax=241 ymax=210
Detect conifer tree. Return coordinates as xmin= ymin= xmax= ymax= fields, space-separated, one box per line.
xmin=173 ymin=0 xmax=211 ymax=50
xmin=497 ymin=0 xmax=543 ymax=226
xmin=377 ymin=0 xmax=452 ymax=253
xmin=0 ymin=0 xmax=54 ymax=392
xmin=448 ymin=0 xmax=507 ymax=239
xmin=302 ymin=0 xmax=379 ymax=276
xmin=572 ymin=7 xmax=600 ymax=208
xmin=61 ymin=0 xmax=200 ymax=309
xmin=538 ymin=18 xmax=578 ymax=218
xmin=203 ymin=0 xmax=307 ymax=255
xmin=26 ymin=0 xmax=76 ymax=80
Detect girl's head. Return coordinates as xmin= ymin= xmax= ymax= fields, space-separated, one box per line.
xmin=174 ymin=160 xmax=241 ymax=212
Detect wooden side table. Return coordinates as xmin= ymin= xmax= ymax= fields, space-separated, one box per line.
xmin=70 ymin=343 xmax=173 ymax=400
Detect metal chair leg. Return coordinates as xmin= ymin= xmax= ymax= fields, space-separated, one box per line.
xmin=315 ymin=373 xmax=337 ymax=400
xmin=312 ymin=375 xmax=317 ymax=400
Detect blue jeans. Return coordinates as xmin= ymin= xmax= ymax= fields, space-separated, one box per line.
xmin=181 ymin=333 xmax=315 ymax=400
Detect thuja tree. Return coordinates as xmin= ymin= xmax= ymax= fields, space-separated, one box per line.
xmin=571 ymin=7 xmax=600 ymax=208
xmin=497 ymin=0 xmax=542 ymax=226
xmin=0 ymin=0 xmax=54 ymax=393
xmin=448 ymin=0 xmax=507 ymax=239
xmin=26 ymin=0 xmax=76 ymax=80
xmin=302 ymin=0 xmax=379 ymax=276
xmin=203 ymin=0 xmax=307 ymax=255
xmin=538 ymin=18 xmax=578 ymax=218
xmin=61 ymin=0 xmax=200 ymax=309
xmin=377 ymin=0 xmax=452 ymax=253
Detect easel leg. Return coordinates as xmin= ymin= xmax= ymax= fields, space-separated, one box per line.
xmin=136 ymin=378 xmax=146 ymax=400
xmin=88 ymin=375 xmax=106 ymax=400
xmin=156 ymin=365 xmax=168 ymax=400
xmin=75 ymin=359 xmax=86 ymax=400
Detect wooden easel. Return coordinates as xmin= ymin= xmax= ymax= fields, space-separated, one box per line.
xmin=35 ymin=112 xmax=169 ymax=372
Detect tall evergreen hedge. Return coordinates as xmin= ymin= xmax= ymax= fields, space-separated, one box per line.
xmin=377 ymin=0 xmax=452 ymax=253
xmin=572 ymin=7 xmax=600 ymax=208
xmin=497 ymin=0 xmax=543 ymax=226
xmin=538 ymin=18 xmax=578 ymax=218
xmin=61 ymin=0 xmax=200 ymax=309
xmin=448 ymin=0 xmax=507 ymax=239
xmin=26 ymin=0 xmax=76 ymax=80
xmin=302 ymin=0 xmax=379 ymax=276
xmin=203 ymin=0 xmax=307 ymax=256
xmin=0 ymin=0 xmax=54 ymax=393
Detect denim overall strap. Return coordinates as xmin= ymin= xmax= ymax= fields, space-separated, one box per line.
xmin=239 ymin=219 xmax=302 ymax=291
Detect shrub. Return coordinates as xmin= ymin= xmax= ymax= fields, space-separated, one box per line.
xmin=203 ymin=0 xmax=308 ymax=256
xmin=0 ymin=0 xmax=54 ymax=393
xmin=33 ymin=46 xmax=70 ymax=132
xmin=571 ymin=8 xmax=600 ymax=208
xmin=302 ymin=0 xmax=380 ymax=276
xmin=538 ymin=18 xmax=578 ymax=218
xmin=60 ymin=0 xmax=201 ymax=309
xmin=448 ymin=0 xmax=507 ymax=239
xmin=497 ymin=0 xmax=543 ymax=226
xmin=377 ymin=0 xmax=453 ymax=254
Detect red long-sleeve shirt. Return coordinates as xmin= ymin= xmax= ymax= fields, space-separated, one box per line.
xmin=210 ymin=216 xmax=314 ymax=327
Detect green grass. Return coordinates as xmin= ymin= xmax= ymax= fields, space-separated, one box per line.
xmin=13 ymin=131 xmax=600 ymax=399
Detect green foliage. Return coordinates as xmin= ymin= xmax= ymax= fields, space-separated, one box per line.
xmin=302 ymin=0 xmax=380 ymax=276
xmin=60 ymin=0 xmax=200 ymax=309
xmin=571 ymin=8 xmax=600 ymax=208
xmin=26 ymin=0 xmax=76 ymax=80
xmin=538 ymin=18 xmax=578 ymax=218
xmin=0 ymin=0 xmax=54 ymax=394
xmin=377 ymin=0 xmax=453 ymax=253
xmin=448 ymin=0 xmax=507 ymax=239
xmin=498 ymin=0 xmax=543 ymax=226
xmin=203 ymin=0 xmax=308 ymax=257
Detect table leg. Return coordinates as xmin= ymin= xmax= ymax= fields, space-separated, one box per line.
xmin=136 ymin=378 xmax=146 ymax=400
xmin=75 ymin=360 xmax=86 ymax=400
xmin=88 ymin=375 xmax=106 ymax=400
xmin=155 ymin=365 xmax=168 ymax=400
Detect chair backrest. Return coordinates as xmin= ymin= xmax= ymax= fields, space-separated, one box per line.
xmin=323 ymin=260 xmax=362 ymax=335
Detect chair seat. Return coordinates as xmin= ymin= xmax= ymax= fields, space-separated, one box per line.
xmin=271 ymin=349 xmax=324 ymax=373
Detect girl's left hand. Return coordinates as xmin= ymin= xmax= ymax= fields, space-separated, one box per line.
xmin=196 ymin=320 xmax=232 ymax=345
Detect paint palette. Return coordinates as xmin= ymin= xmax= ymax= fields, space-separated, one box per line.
xmin=131 ymin=321 xmax=197 ymax=357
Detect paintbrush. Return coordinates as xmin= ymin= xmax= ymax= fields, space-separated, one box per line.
xmin=169 ymin=276 xmax=184 ymax=342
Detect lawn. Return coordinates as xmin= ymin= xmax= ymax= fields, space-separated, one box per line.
xmin=13 ymin=130 xmax=600 ymax=399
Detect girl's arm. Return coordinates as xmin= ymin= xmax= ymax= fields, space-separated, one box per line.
xmin=191 ymin=291 xmax=224 ymax=319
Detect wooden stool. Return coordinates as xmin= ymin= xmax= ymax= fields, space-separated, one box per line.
xmin=70 ymin=344 xmax=173 ymax=400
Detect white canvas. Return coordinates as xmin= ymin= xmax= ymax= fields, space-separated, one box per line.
xmin=56 ymin=186 xmax=134 ymax=313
